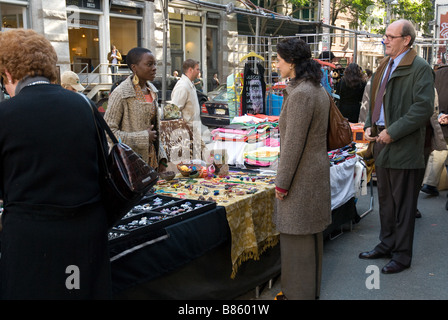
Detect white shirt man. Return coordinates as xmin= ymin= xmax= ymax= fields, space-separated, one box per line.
xmin=171 ymin=59 xmax=204 ymax=160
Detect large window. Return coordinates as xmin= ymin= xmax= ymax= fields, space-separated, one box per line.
xmin=0 ymin=3 xmax=26 ymax=30
xmin=110 ymin=17 xmax=140 ymax=59
xmin=169 ymin=12 xmax=202 ymax=73
xmin=170 ymin=23 xmax=183 ymax=74
xmin=109 ymin=2 xmax=143 ymax=65
xmin=206 ymin=26 xmax=218 ymax=89
xmin=68 ymin=14 xmax=100 ymax=73
xmin=185 ymin=25 xmax=201 ymax=61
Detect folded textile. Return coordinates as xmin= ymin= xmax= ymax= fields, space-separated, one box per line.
xmin=231 ymin=114 xmax=266 ymax=124
xmin=243 ymin=146 xmax=280 ymax=166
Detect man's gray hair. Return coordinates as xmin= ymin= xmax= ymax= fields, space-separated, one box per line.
xmin=398 ymin=19 xmax=416 ymax=47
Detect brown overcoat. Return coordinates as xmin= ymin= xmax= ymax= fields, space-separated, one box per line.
xmin=274 ymin=79 xmax=332 ymax=235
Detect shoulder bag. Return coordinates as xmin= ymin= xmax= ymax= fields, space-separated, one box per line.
xmin=84 ymin=97 xmax=159 ymax=228
xmin=326 ymin=92 xmax=353 ymax=151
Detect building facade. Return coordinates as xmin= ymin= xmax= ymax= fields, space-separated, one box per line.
xmin=0 ymin=0 xmax=240 ymax=93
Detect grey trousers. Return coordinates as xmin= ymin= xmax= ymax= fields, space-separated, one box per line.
xmin=280 ymin=232 xmax=323 ymax=300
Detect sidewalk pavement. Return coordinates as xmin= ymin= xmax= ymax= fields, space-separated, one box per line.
xmin=238 ymin=184 xmax=448 ymax=300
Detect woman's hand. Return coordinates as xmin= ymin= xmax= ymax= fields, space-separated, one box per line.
xmin=275 ymin=189 xmax=288 ymax=201
xmin=147 ymin=125 xmax=157 ymax=143
xmin=439 ymin=114 xmax=448 ymax=125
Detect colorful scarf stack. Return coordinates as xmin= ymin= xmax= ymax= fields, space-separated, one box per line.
xmin=328 ymin=142 xmax=357 ymax=166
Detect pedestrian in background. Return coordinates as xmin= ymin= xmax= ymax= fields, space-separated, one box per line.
xmin=274 ymin=38 xmax=331 ymax=300
xmin=360 ymin=19 xmax=434 ymax=274
xmin=61 ymin=70 xmax=85 ymax=93
xmin=171 ymin=59 xmax=206 ymax=160
xmin=194 ymin=71 xmax=204 ymax=92
xmin=107 ymin=45 xmax=122 ymax=83
xmin=211 ymin=73 xmax=220 ymax=90
xmin=104 ymin=47 xmax=168 ymax=171
xmin=421 ymin=64 xmax=448 ymax=201
xmin=0 ymin=29 xmax=111 ymax=299
xmin=335 ymin=63 xmax=366 ymax=123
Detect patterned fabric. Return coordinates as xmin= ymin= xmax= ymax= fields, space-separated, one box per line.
xmin=224 ymin=184 xmax=278 ymax=278
xmin=160 ymin=119 xmax=193 ymax=162
xmin=153 ymin=173 xmax=279 ymax=278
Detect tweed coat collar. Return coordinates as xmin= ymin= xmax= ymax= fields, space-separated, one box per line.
xmin=283 ymin=78 xmax=305 ymax=96
xmin=119 ymin=75 xmax=158 ymax=100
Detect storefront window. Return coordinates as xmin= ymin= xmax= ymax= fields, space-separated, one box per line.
xmin=185 ymin=25 xmax=201 ymax=62
xmin=206 ymin=27 xmax=218 ymax=89
xmin=170 ymin=23 xmax=183 ymax=74
xmin=68 ymin=13 xmax=100 ymax=73
xmin=110 ymin=17 xmax=140 ymax=59
xmin=0 ymin=3 xmax=25 ymax=30
xmin=169 ymin=13 xmax=202 ymax=72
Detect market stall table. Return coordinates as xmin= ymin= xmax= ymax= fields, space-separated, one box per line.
xmin=108 ymin=156 xmax=362 ymax=299
xmin=152 ymin=171 xmax=279 ymax=279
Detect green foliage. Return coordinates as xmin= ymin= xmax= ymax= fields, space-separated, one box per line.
xmin=392 ymin=0 xmax=434 ymax=33
xmin=284 ymin=0 xmax=433 ymax=33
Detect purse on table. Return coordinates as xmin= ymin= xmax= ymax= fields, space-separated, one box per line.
xmin=326 ymin=92 xmax=353 ymax=151
xmin=85 ymin=97 xmax=159 ymax=228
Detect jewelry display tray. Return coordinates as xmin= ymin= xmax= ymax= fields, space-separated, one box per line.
xmin=108 ymin=194 xmax=217 ymax=247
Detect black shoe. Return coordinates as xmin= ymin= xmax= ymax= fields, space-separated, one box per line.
xmin=359 ymin=250 xmax=391 ymax=260
xmin=416 ymin=209 xmax=422 ymax=218
xmin=446 ymin=199 xmax=448 ymax=211
xmin=421 ymin=184 xmax=439 ymax=196
xmin=381 ymin=260 xmax=409 ymax=274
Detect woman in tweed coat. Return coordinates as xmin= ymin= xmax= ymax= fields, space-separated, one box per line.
xmin=274 ymin=38 xmax=331 ymax=300
xmin=104 ymin=47 xmax=167 ymax=171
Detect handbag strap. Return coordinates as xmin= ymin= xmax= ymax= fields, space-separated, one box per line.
xmin=80 ymin=94 xmax=115 ymax=175
xmin=83 ymin=97 xmax=119 ymax=145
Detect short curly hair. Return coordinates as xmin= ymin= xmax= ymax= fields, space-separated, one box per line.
xmin=0 ymin=29 xmax=58 ymax=83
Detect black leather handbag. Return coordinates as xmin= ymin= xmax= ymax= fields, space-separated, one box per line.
xmin=85 ymin=97 xmax=159 ymax=228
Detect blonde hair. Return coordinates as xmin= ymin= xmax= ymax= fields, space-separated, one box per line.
xmin=0 ymin=29 xmax=58 ymax=83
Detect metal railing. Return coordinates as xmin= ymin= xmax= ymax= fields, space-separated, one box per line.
xmin=70 ymin=62 xmax=132 ymax=87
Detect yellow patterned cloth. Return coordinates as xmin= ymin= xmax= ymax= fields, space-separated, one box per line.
xmin=224 ymin=184 xmax=279 ymax=278
xmin=153 ymin=172 xmax=279 ymax=278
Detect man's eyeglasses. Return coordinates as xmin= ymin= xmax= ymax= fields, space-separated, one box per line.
xmin=383 ymin=34 xmax=405 ymax=42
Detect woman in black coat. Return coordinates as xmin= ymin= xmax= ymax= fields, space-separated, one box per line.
xmin=0 ymin=29 xmax=111 ymax=299
xmin=335 ymin=63 xmax=366 ymax=123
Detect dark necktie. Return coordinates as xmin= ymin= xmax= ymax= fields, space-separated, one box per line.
xmin=372 ymin=59 xmax=394 ymax=124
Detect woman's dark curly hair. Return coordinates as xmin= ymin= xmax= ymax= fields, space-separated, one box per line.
xmin=343 ymin=63 xmax=365 ymax=88
xmin=0 ymin=29 xmax=58 ymax=83
xmin=276 ymin=38 xmax=322 ymax=86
